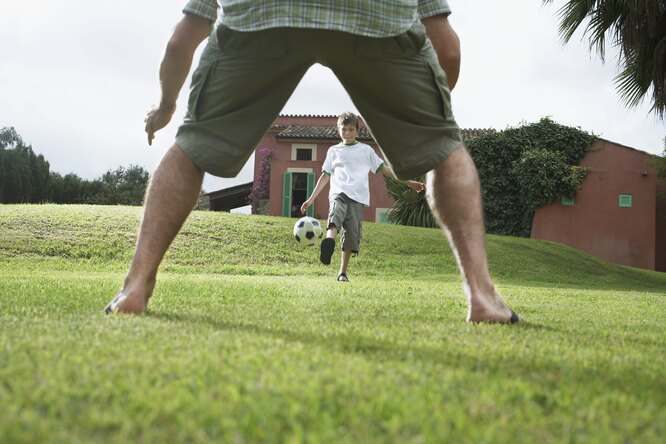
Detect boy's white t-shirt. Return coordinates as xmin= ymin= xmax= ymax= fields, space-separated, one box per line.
xmin=322 ymin=141 xmax=384 ymax=206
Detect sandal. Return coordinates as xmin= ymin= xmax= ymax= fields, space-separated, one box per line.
xmin=337 ymin=273 xmax=349 ymax=282
xmin=320 ymin=237 xmax=335 ymax=265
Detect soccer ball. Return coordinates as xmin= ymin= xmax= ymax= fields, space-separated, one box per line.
xmin=293 ymin=216 xmax=324 ymax=246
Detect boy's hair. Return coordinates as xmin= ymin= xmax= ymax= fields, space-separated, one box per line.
xmin=337 ymin=112 xmax=359 ymax=130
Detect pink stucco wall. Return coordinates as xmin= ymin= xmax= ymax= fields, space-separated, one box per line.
xmin=531 ymin=139 xmax=662 ymax=271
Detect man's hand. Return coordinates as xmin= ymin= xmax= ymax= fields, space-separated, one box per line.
xmin=144 ymin=103 xmax=176 ymax=145
xmin=145 ymin=13 xmax=213 ymax=146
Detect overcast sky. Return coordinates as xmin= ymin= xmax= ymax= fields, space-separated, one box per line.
xmin=2 ymin=0 xmax=664 ymax=199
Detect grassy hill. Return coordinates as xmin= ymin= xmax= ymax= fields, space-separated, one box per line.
xmin=1 ymin=204 xmax=663 ymax=290
xmin=0 ymin=205 xmax=664 ymax=443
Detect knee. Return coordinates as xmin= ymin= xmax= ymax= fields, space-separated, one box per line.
xmin=435 ymin=144 xmax=478 ymax=182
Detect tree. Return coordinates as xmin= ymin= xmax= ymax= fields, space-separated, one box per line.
xmin=0 ymin=128 xmax=33 ymax=203
xmin=510 ymin=148 xmax=589 ymax=212
xmin=543 ymin=0 xmax=666 ymax=119
xmin=1 ymin=127 xmax=151 ymax=205
xmin=467 ymin=118 xmax=594 ymax=237
xmin=384 ymin=176 xmax=438 ymax=228
xmin=100 ymin=165 xmax=150 ymax=205
xmin=385 ymin=118 xmax=595 ymax=237
xmin=0 ymin=127 xmax=53 ymax=203
xmin=28 ymin=151 xmax=51 ymax=202
xmin=1 ymin=150 xmax=28 ymax=203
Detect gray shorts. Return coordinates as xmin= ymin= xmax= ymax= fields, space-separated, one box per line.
xmin=176 ymin=21 xmax=462 ymax=179
xmin=328 ymin=193 xmax=364 ymax=254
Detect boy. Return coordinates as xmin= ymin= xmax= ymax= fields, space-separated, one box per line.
xmin=300 ymin=112 xmax=424 ymax=282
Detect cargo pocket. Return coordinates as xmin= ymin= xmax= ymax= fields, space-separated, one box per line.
xmin=187 ymin=59 xmax=218 ymax=122
xmin=424 ymin=48 xmax=452 ymax=120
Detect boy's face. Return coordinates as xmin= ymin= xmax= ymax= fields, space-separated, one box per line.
xmin=338 ymin=123 xmax=358 ymax=144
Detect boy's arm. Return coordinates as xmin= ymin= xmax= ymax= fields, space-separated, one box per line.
xmin=379 ymin=165 xmax=425 ymax=193
xmin=300 ymin=173 xmax=330 ymax=214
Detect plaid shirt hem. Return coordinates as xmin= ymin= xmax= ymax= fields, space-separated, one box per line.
xmin=183 ymin=0 xmax=451 ymax=36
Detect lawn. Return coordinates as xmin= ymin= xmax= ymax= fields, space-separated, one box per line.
xmin=1 ymin=205 xmax=664 ymax=443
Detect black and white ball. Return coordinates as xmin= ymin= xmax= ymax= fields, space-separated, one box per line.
xmin=293 ymin=216 xmax=324 ymax=246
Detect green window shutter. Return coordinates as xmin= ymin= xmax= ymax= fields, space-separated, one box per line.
xmin=306 ymin=172 xmax=315 ymax=217
xmin=282 ymin=172 xmax=293 ymax=217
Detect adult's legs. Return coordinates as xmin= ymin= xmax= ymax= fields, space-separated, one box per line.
xmin=426 ymin=145 xmax=519 ymax=323
xmin=104 ymin=144 xmax=204 ymax=314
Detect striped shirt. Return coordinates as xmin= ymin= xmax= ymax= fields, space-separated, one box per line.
xmin=182 ymin=0 xmax=451 ymax=37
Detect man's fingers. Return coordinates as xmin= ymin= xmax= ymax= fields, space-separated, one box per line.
xmin=145 ymin=118 xmax=154 ymax=146
xmin=143 ymin=106 xmax=174 ymax=146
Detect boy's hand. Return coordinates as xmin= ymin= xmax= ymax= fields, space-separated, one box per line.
xmin=405 ymin=180 xmax=425 ymax=193
xmin=300 ymin=200 xmax=312 ymax=214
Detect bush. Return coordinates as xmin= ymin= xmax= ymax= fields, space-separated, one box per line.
xmin=386 ymin=118 xmax=596 ymax=236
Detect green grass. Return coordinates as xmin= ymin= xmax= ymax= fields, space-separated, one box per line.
xmin=0 ymin=204 xmax=664 ymax=443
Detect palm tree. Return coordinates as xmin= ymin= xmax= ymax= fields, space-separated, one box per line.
xmin=543 ymin=0 xmax=666 ymax=119
xmin=384 ymin=177 xmax=438 ymax=228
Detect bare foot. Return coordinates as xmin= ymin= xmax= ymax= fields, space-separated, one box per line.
xmin=103 ymin=287 xmax=150 ymax=315
xmin=467 ymin=293 xmax=521 ymax=324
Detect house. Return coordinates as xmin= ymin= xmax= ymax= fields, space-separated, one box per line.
xmin=253 ymin=115 xmax=393 ymax=222
xmin=531 ymin=138 xmax=666 ymax=272
xmin=198 ymin=182 xmax=253 ymax=212
xmin=252 ymin=114 xmax=492 ymax=223
xmin=204 ymin=115 xmax=665 ymax=271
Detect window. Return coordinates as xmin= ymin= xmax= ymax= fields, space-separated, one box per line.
xmin=282 ymin=171 xmax=315 ymax=218
xmin=376 ymin=208 xmax=394 ymax=224
xmin=291 ymin=144 xmax=317 ymax=161
xmin=296 ymin=148 xmax=312 ymax=161
xmin=619 ymin=194 xmax=632 ymax=208
xmin=561 ymin=196 xmax=575 ymax=206
xmin=290 ymin=173 xmax=308 ymax=217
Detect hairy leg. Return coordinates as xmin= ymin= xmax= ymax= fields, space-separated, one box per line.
xmin=105 ymin=144 xmax=204 ymax=314
xmin=426 ymin=145 xmax=519 ymax=323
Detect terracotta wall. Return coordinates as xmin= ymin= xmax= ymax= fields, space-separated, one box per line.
xmin=655 ymin=180 xmax=666 ymax=272
xmin=531 ymin=139 xmax=660 ymax=270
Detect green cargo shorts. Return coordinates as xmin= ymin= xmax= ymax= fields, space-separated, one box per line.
xmin=328 ymin=193 xmax=364 ymax=254
xmin=176 ymin=21 xmax=462 ymax=179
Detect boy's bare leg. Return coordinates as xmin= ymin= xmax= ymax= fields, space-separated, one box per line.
xmin=327 ymin=226 xmax=338 ymax=238
xmin=426 ymin=145 xmax=519 ymax=323
xmin=105 ymin=144 xmax=204 ymax=314
xmin=339 ymin=249 xmax=352 ymax=279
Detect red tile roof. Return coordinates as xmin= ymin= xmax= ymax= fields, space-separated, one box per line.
xmin=275 ymin=125 xmax=374 ymax=141
xmin=273 ymin=123 xmax=495 ymax=141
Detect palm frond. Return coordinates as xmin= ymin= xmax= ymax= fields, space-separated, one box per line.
xmin=542 ymin=0 xmax=666 ymax=119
